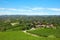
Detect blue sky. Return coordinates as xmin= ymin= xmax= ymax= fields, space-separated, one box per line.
xmin=0 ymin=0 xmax=60 ymax=15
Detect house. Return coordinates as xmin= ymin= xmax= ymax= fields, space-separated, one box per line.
xmin=35 ymin=24 xmax=46 ymax=28
xmin=35 ymin=23 xmax=55 ymax=29
xmin=11 ymin=22 xmax=19 ymax=26
xmin=46 ymin=24 xmax=54 ymax=28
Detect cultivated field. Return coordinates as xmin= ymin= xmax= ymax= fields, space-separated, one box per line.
xmin=27 ymin=28 xmax=60 ymax=39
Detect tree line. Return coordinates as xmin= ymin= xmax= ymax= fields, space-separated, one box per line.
xmin=0 ymin=15 xmax=60 ymax=31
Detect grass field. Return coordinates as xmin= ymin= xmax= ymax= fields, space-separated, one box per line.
xmin=0 ymin=31 xmax=60 ymax=40
xmin=0 ymin=31 xmax=39 ymax=40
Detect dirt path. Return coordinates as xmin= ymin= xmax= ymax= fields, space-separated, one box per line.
xmin=22 ymin=30 xmax=40 ymax=38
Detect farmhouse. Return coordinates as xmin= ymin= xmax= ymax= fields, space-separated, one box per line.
xmin=33 ymin=22 xmax=55 ymax=29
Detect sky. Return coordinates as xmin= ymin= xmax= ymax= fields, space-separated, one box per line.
xmin=0 ymin=0 xmax=60 ymax=15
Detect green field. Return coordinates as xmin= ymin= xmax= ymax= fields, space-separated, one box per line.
xmin=0 ymin=31 xmax=39 ymax=40
xmin=0 ymin=31 xmax=60 ymax=40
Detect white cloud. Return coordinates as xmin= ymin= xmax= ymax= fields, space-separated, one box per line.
xmin=30 ymin=7 xmax=60 ymax=11
xmin=0 ymin=7 xmax=60 ymax=15
xmin=0 ymin=8 xmax=5 ymax=10
xmin=47 ymin=8 xmax=60 ymax=11
xmin=7 ymin=8 xmax=17 ymax=11
xmin=0 ymin=7 xmax=60 ymax=11
xmin=0 ymin=8 xmax=17 ymax=11
xmin=17 ymin=9 xmax=32 ymax=12
xmin=31 ymin=7 xmax=45 ymax=10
